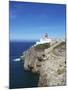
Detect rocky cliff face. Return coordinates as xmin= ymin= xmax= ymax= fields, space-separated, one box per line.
xmin=20 ymin=40 xmax=66 ymax=87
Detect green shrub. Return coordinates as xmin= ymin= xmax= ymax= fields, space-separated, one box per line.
xmin=35 ymin=43 xmax=50 ymax=50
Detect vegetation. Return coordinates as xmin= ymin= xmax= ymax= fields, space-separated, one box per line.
xmin=57 ymin=68 xmax=64 ymax=75
xmin=35 ymin=43 xmax=50 ymax=50
xmin=54 ymin=41 xmax=66 ymax=49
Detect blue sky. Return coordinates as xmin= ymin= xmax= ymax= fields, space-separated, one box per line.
xmin=9 ymin=1 xmax=66 ymax=41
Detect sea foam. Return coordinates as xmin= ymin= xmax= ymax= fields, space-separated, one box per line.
xmin=13 ymin=58 xmax=20 ymax=62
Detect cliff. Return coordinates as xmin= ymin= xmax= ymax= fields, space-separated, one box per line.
xmin=20 ymin=40 xmax=66 ymax=87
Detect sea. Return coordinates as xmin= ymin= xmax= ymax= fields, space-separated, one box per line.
xmin=9 ymin=41 xmax=39 ymax=89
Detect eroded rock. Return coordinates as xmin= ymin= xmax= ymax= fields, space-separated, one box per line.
xmin=20 ymin=41 xmax=66 ymax=86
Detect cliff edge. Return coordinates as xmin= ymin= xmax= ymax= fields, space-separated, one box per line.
xmin=20 ymin=40 xmax=66 ymax=87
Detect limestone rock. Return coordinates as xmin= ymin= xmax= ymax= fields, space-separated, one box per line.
xmin=20 ymin=40 xmax=66 ymax=87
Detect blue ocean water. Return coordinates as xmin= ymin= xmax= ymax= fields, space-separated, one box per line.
xmin=9 ymin=41 xmax=39 ymax=89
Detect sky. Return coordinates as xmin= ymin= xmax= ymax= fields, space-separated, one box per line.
xmin=9 ymin=1 xmax=66 ymax=41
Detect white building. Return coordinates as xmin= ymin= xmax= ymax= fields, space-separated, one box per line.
xmin=36 ymin=33 xmax=52 ymax=45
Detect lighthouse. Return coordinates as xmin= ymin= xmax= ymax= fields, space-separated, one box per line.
xmin=36 ymin=33 xmax=51 ymax=45
xmin=45 ymin=33 xmax=48 ymax=38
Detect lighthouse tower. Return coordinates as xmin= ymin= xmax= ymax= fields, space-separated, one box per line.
xmin=45 ymin=33 xmax=48 ymax=38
